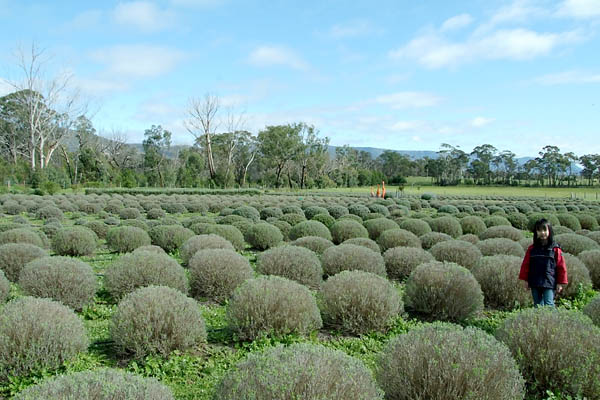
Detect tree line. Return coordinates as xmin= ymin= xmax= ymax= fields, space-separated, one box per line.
xmin=2 ymin=45 xmax=600 ymax=190
xmin=2 ymin=91 xmax=599 ymax=190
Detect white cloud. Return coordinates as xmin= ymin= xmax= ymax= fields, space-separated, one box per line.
xmin=73 ymin=76 xmax=130 ymax=95
xmin=329 ymin=20 xmax=379 ymax=38
xmin=374 ymin=91 xmax=442 ymax=109
xmin=476 ymin=28 xmax=581 ymax=59
xmin=65 ymin=9 xmax=103 ymax=30
xmin=248 ymin=46 xmax=309 ymax=70
xmin=389 ymin=33 xmax=469 ymax=68
xmin=90 ymin=45 xmax=185 ymax=78
xmin=440 ymin=14 xmax=473 ymax=32
xmin=557 ymin=0 xmax=600 ymax=18
xmin=477 ymin=0 xmax=547 ymax=33
xmin=113 ymin=1 xmax=175 ymax=32
xmin=471 ymin=116 xmax=494 ymax=127
xmin=390 ymin=120 xmax=425 ymax=131
xmin=390 ymin=28 xmax=582 ymax=68
xmin=533 ymin=69 xmax=600 ymax=84
xmin=391 ymin=0 xmax=587 ymax=69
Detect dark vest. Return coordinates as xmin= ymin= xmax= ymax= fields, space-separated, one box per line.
xmin=528 ymin=245 xmax=558 ymax=289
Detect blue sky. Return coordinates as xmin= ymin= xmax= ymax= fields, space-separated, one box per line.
xmin=1 ymin=0 xmax=599 ymax=157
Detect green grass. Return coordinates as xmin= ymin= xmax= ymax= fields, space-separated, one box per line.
xmin=274 ymin=180 xmax=600 ymax=199
xmin=7 ymin=179 xmax=600 ymax=200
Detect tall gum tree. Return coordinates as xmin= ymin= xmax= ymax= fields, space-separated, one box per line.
xmin=4 ymin=43 xmax=86 ymax=170
xmin=184 ymin=93 xmax=219 ymax=183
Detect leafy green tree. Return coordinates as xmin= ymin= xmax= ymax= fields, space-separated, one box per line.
xmin=233 ymin=132 xmax=258 ymax=187
xmin=564 ymin=152 xmax=579 ymax=186
xmin=470 ymin=144 xmax=497 ymax=184
xmin=438 ymin=144 xmax=468 ymax=185
xmin=295 ymin=123 xmax=329 ymax=189
xmin=580 ymin=154 xmax=598 ymax=186
xmin=376 ymin=150 xmax=412 ymax=182
xmin=0 ymin=91 xmax=28 ymax=165
xmin=357 ymin=169 xmax=372 ymax=186
xmin=60 ymin=115 xmax=98 ymax=185
xmin=493 ymin=150 xmax=517 ymax=185
xmin=118 ymin=169 xmax=137 ymax=188
xmin=333 ymin=145 xmax=360 ymax=187
xmin=176 ymin=147 xmax=205 ymax=187
xmin=257 ymin=124 xmax=302 ymax=188
xmin=537 ymin=145 xmax=564 ymax=187
xmin=142 ymin=125 xmax=173 ymax=187
xmin=79 ymin=147 xmax=107 ymax=183
xmin=424 ymin=157 xmax=443 ymax=184
xmin=523 ymin=158 xmax=543 ymax=185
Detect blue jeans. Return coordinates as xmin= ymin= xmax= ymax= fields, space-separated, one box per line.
xmin=531 ymin=287 xmax=555 ymax=307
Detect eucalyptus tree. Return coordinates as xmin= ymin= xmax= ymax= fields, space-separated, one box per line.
xmin=523 ymin=159 xmax=542 ymax=185
xmin=333 ymin=145 xmax=360 ymax=187
xmin=184 ymin=93 xmax=220 ymax=182
xmin=257 ymin=124 xmax=303 ymax=188
xmin=537 ymin=145 xmax=564 ymax=187
xmin=59 ymin=115 xmax=98 ymax=185
xmin=5 ymin=43 xmax=86 ymax=170
xmin=295 ymin=123 xmax=329 ymax=189
xmin=233 ymin=132 xmax=259 ymax=187
xmin=437 ymin=144 xmax=468 ymax=185
xmin=0 ymin=91 xmax=28 ymax=165
xmin=470 ymin=144 xmax=497 ymax=184
xmin=580 ymin=154 xmax=599 ymax=186
xmin=142 ymin=125 xmax=173 ymax=187
xmin=564 ymin=152 xmax=579 ymax=186
xmin=493 ymin=150 xmax=517 ymax=185
xmin=175 ymin=147 xmax=204 ymax=187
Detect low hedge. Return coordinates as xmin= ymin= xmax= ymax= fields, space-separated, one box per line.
xmin=18 ymin=256 xmax=97 ymax=310
xmin=256 ymin=245 xmax=323 ymax=289
xmin=320 ymin=270 xmax=402 ymax=334
xmin=214 ymin=343 xmax=382 ymax=399
xmin=496 ymin=308 xmax=600 ymax=398
xmin=404 ymin=261 xmax=484 ymax=322
xmin=111 ymin=285 xmax=206 ymax=359
xmin=15 ymin=369 xmax=175 ymax=400
xmin=106 ymin=226 xmax=151 ymax=253
xmin=188 ymin=249 xmax=253 ymax=303
xmin=226 ymin=276 xmax=322 ymax=340
xmin=0 ymin=297 xmax=88 ymax=381
xmin=377 ymin=322 xmax=525 ymax=400
xmin=322 ymin=244 xmax=386 ymax=277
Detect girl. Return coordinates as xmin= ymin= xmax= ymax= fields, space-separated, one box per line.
xmin=519 ymin=218 xmax=568 ymax=307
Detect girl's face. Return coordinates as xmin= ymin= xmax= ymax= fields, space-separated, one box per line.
xmin=536 ymin=225 xmax=550 ymax=241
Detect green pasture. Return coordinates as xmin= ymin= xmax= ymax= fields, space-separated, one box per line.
xmin=275 ymin=177 xmax=600 ymax=200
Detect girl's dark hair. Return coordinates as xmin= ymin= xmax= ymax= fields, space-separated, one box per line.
xmin=533 ymin=218 xmax=554 ymax=248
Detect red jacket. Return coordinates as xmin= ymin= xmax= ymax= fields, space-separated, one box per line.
xmin=519 ymin=244 xmax=568 ymax=285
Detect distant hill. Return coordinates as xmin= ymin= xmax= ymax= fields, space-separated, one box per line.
xmin=128 ymin=143 xmax=189 ymax=159
xmin=326 ymin=145 xmax=438 ymax=160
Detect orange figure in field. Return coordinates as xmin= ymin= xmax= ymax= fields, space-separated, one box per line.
xmin=381 ymin=181 xmax=386 ymax=198
xmin=376 ymin=184 xmax=381 ymax=197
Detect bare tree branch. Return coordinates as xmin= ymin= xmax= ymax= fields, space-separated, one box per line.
xmin=7 ymin=42 xmax=88 ymax=169
xmin=184 ymin=93 xmax=220 ymax=180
